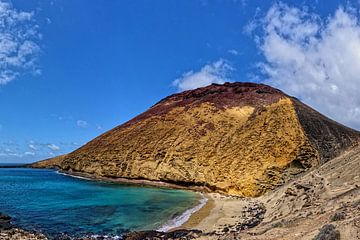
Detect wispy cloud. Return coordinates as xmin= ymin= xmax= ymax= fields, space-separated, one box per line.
xmin=253 ymin=2 xmax=360 ymax=130
xmin=24 ymin=151 xmax=35 ymax=156
xmin=47 ymin=143 xmax=60 ymax=151
xmin=0 ymin=0 xmax=41 ymax=85
xmin=76 ymin=120 xmax=88 ymax=128
xmin=28 ymin=143 xmax=36 ymax=150
xmin=228 ymin=49 xmax=239 ymax=56
xmin=0 ymin=150 xmax=34 ymax=158
xmin=173 ymin=59 xmax=234 ymax=91
xmin=0 ymin=140 xmax=81 ymax=162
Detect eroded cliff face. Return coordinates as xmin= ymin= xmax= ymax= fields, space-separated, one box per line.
xmin=32 ymin=83 xmax=360 ymax=197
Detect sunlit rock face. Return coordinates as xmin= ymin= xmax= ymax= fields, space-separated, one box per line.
xmin=32 ymin=82 xmax=360 ymax=197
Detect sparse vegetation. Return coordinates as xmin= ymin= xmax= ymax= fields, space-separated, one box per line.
xmin=271 ymin=222 xmax=283 ymax=228
xmin=330 ymin=212 xmax=346 ymax=222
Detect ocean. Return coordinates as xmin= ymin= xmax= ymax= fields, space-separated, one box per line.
xmin=0 ymin=167 xmax=203 ymax=238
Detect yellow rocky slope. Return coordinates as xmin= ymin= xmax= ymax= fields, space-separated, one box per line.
xmin=32 ymin=82 xmax=360 ymax=197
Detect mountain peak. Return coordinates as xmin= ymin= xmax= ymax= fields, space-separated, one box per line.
xmin=125 ymin=82 xmax=286 ymax=128
xmin=158 ymin=82 xmax=285 ymax=107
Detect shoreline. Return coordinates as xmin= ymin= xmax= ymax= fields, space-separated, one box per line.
xmin=56 ymin=169 xmax=212 ymax=193
xmin=55 ymin=169 xmax=214 ymax=232
xmin=179 ymin=193 xmax=215 ymax=229
xmin=157 ymin=193 xmax=209 ymax=232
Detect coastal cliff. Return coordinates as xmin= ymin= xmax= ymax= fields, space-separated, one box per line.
xmin=32 ymin=82 xmax=360 ymax=197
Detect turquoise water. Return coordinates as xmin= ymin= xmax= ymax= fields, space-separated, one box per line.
xmin=0 ymin=168 xmax=200 ymax=238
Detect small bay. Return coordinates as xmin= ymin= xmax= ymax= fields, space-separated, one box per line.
xmin=0 ymin=168 xmax=201 ymax=238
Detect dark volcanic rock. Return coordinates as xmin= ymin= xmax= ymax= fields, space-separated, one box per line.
xmin=0 ymin=212 xmax=13 ymax=230
xmin=292 ymin=99 xmax=360 ymax=164
xmin=122 ymin=229 xmax=203 ymax=240
xmin=236 ymin=202 xmax=266 ymax=231
xmin=314 ymin=224 xmax=340 ymax=240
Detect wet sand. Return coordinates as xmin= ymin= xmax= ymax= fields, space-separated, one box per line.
xmin=180 ymin=194 xmax=215 ymax=229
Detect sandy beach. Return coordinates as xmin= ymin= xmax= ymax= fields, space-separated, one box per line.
xmin=181 ymin=193 xmax=251 ymax=232
xmin=179 ymin=194 xmax=214 ymax=230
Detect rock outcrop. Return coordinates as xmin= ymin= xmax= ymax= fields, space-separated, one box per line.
xmin=32 ymin=82 xmax=360 ymax=196
xmin=0 ymin=213 xmax=12 ymax=231
xmin=0 ymin=213 xmax=47 ymax=240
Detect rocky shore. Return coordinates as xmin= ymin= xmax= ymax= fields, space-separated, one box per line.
xmin=0 ymin=213 xmax=46 ymax=240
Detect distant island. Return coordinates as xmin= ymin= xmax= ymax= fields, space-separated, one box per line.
xmin=0 ymin=163 xmax=28 ymax=168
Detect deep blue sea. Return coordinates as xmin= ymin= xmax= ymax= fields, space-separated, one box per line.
xmin=0 ymin=168 xmax=202 ymax=238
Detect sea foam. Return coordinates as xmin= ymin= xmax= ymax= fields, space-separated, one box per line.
xmin=56 ymin=170 xmax=93 ymax=181
xmin=157 ymin=194 xmax=208 ymax=232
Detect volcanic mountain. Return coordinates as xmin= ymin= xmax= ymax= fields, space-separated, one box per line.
xmin=33 ymin=82 xmax=360 ymax=197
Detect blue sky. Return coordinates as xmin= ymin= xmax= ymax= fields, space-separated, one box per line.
xmin=1 ymin=0 xmax=360 ymax=163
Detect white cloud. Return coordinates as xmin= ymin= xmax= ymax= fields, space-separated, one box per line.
xmin=0 ymin=151 xmax=33 ymax=158
xmin=228 ymin=49 xmax=239 ymax=55
xmin=8 ymin=152 xmax=22 ymax=157
xmin=24 ymin=151 xmax=35 ymax=156
xmin=47 ymin=143 xmax=60 ymax=151
xmin=0 ymin=140 xmax=74 ymax=161
xmin=28 ymin=144 xmax=36 ymax=150
xmin=256 ymin=3 xmax=360 ymax=130
xmin=0 ymin=0 xmax=40 ymax=85
xmin=77 ymin=120 xmax=88 ymax=128
xmin=173 ymin=59 xmax=234 ymax=91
